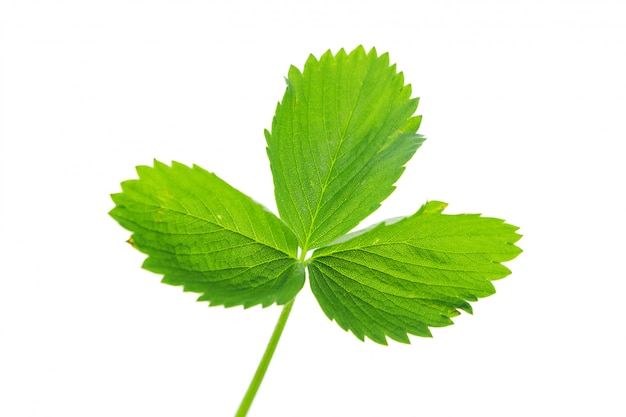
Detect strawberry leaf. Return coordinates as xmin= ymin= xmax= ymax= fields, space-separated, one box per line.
xmin=110 ymin=160 xmax=304 ymax=308
xmin=307 ymin=201 xmax=522 ymax=344
xmin=266 ymin=46 xmax=424 ymax=250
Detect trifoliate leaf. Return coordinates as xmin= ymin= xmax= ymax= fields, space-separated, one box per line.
xmin=307 ymin=201 xmax=522 ymax=344
xmin=266 ymin=46 xmax=424 ymax=250
xmin=110 ymin=160 xmax=304 ymax=308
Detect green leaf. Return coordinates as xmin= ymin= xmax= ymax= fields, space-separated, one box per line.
xmin=266 ymin=46 xmax=425 ymax=250
xmin=307 ymin=201 xmax=522 ymax=344
xmin=109 ymin=160 xmax=305 ymax=308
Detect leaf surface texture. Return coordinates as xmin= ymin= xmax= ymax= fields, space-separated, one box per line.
xmin=308 ymin=201 xmax=522 ymax=344
xmin=266 ymin=46 xmax=424 ymax=250
xmin=110 ymin=161 xmax=304 ymax=308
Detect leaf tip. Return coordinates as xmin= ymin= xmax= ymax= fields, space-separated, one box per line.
xmin=126 ymin=236 xmax=139 ymax=250
xmin=459 ymin=302 xmax=474 ymax=315
xmin=418 ymin=200 xmax=448 ymax=215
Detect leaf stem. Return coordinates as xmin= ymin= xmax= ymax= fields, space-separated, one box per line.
xmin=235 ymin=299 xmax=295 ymax=417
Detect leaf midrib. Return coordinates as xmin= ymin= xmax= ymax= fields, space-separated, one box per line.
xmin=302 ymin=66 xmax=365 ymax=251
xmin=133 ymin=198 xmax=295 ymax=258
xmin=312 ymin=255 xmax=494 ymax=291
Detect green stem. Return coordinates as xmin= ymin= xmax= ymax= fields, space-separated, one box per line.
xmin=235 ymin=299 xmax=295 ymax=417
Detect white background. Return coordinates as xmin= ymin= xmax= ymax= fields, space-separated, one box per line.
xmin=1 ymin=1 xmax=624 ymax=416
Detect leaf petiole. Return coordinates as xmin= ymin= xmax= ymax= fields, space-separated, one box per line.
xmin=235 ymin=298 xmax=296 ymax=417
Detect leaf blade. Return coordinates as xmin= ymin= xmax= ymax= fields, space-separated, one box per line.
xmin=307 ymin=201 xmax=522 ymax=344
xmin=266 ymin=46 xmax=425 ymax=250
xmin=110 ymin=160 xmax=304 ymax=308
